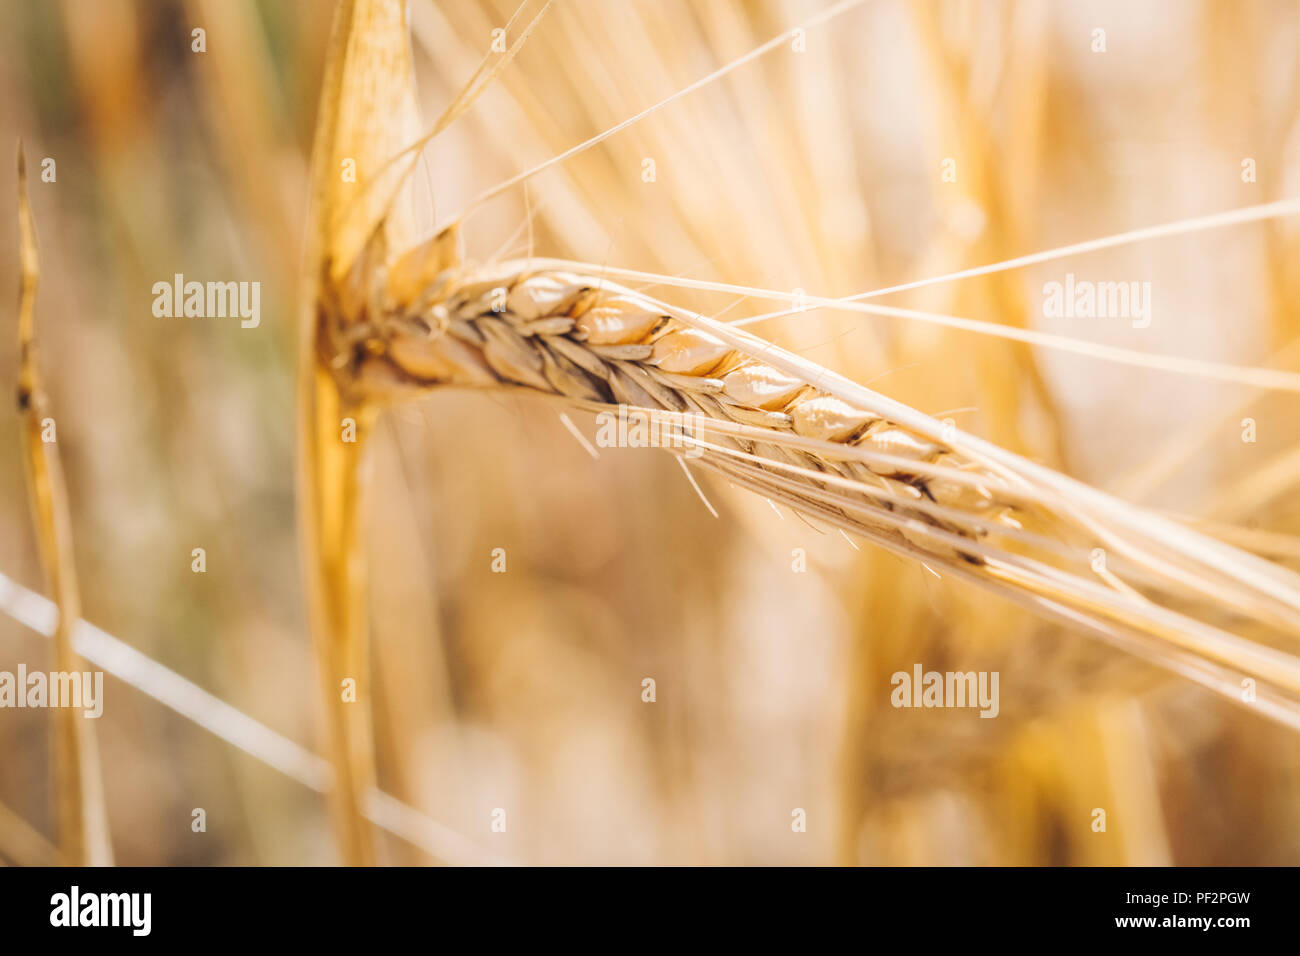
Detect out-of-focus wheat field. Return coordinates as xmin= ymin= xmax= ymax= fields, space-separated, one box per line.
xmin=1 ymin=0 xmax=1299 ymax=865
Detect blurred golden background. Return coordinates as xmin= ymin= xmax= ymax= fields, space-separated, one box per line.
xmin=2 ymin=0 xmax=1299 ymax=864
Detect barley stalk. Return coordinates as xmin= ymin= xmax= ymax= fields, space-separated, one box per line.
xmin=299 ymin=0 xmax=427 ymax=866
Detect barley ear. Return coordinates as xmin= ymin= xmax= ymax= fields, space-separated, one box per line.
xmin=15 ymin=143 xmax=113 ymax=866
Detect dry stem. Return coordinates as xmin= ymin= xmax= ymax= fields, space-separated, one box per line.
xmin=15 ymin=145 xmax=113 ymax=866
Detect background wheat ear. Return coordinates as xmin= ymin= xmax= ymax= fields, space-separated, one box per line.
xmin=14 ymin=143 xmax=111 ymax=867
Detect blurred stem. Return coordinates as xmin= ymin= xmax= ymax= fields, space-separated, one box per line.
xmin=15 ymin=144 xmax=113 ymax=867
xmin=908 ymin=0 xmax=1065 ymax=463
xmin=299 ymin=365 xmax=377 ymax=866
